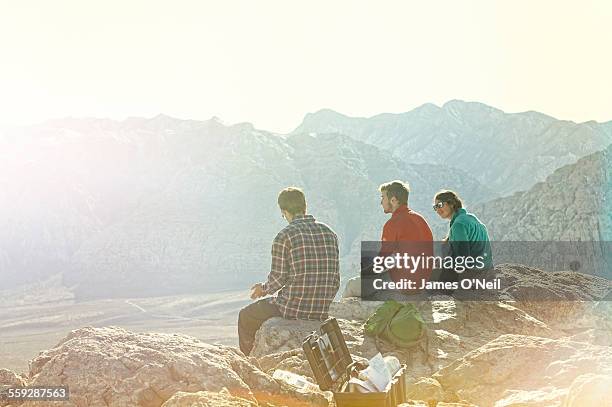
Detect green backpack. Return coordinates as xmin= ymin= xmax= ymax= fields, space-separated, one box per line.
xmin=364 ymin=300 xmax=425 ymax=348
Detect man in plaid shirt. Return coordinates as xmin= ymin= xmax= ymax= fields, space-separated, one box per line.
xmin=238 ymin=187 xmax=339 ymax=356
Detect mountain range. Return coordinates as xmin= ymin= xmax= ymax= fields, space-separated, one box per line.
xmin=475 ymin=144 xmax=611 ymax=241
xmin=0 ymin=100 xmax=609 ymax=299
xmin=294 ymin=100 xmax=612 ymax=196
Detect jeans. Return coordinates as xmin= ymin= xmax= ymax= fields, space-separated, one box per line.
xmin=238 ymin=298 xmax=281 ymax=356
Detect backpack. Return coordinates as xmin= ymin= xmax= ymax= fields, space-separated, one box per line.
xmin=364 ymin=300 xmax=425 ymax=348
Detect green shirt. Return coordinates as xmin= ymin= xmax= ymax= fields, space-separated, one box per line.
xmin=449 ymin=208 xmax=493 ymax=269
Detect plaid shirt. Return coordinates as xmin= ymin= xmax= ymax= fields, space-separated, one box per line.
xmin=262 ymin=214 xmax=339 ymax=320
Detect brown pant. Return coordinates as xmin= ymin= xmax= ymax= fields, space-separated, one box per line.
xmin=238 ymin=298 xmax=281 ymax=356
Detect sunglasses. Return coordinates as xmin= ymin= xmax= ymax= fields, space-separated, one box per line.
xmin=432 ymin=202 xmax=445 ymax=211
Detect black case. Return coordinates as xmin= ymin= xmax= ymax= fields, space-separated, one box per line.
xmin=302 ymin=317 xmax=408 ymax=407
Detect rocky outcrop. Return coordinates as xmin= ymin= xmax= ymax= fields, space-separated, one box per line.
xmin=161 ymin=389 xmax=257 ymax=407
xmin=496 ymin=264 xmax=611 ymax=302
xmin=405 ymin=377 xmax=445 ymax=405
xmin=494 ymin=264 xmax=612 ymax=330
xmin=574 ymin=292 xmax=612 ymax=346
xmin=433 ymin=335 xmax=612 ymax=406
xmin=6 ymin=264 xmax=611 ymax=407
xmin=401 ymin=403 xmax=479 ymax=407
xmin=161 ymin=388 xmax=327 ymax=407
xmin=0 ymin=369 xmax=27 ymax=388
xmin=474 ymin=144 xmax=611 ymax=241
xmin=12 ymin=326 xmax=332 ymax=407
xmin=253 ymin=264 xmax=610 ymax=381
xmin=22 ymin=326 xmax=283 ymax=407
xmin=562 ymin=373 xmax=612 ymax=407
xmin=255 ymin=310 xmax=612 ymax=406
xmin=255 ymin=298 xmax=555 ymax=380
xmin=251 ymin=317 xmax=366 ymax=359
xmin=1 ymin=369 xmax=28 ymax=407
xmin=250 ymin=265 xmax=611 ymax=406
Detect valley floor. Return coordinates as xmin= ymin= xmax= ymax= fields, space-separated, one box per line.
xmin=0 ymin=289 xmax=251 ymax=373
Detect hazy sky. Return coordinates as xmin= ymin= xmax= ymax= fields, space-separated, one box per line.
xmin=1 ymin=0 xmax=610 ymax=133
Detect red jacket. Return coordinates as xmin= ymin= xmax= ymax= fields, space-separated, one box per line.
xmin=381 ymin=205 xmax=433 ymax=288
xmin=382 ymin=205 xmax=433 ymax=242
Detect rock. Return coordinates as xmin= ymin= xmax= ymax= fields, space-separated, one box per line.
xmin=494 ymin=388 xmax=568 ymax=407
xmin=16 ymin=326 xmax=329 ymax=407
xmin=573 ymin=293 xmax=612 ymax=346
xmin=250 ymin=317 xmax=364 ymax=358
xmin=11 ymin=262 xmax=608 ymax=407
xmin=473 ymin=145 xmax=611 ymax=240
xmin=433 ymin=334 xmax=612 ymax=407
xmin=568 ymin=327 xmax=612 ymax=348
xmin=405 ymin=377 xmax=444 ymax=405
xmin=257 ymin=349 xmax=306 ymax=375
xmin=399 ymin=401 xmax=478 ymax=407
xmin=1 ymin=369 xmax=28 ymax=407
xmin=562 ymin=373 xmax=612 ymax=407
xmin=273 ymin=355 xmax=314 ymax=379
xmin=252 ymin=297 xmax=554 ymax=379
xmin=248 ymin=266 xmax=611 ymax=407
xmin=161 ymin=389 xmax=257 ymax=407
xmin=328 ymin=298 xmax=383 ymax=321
xmin=250 ymin=318 xmax=322 ymax=358
xmin=22 ymin=326 xmax=281 ymax=407
xmin=0 ymin=369 xmax=27 ymax=387
xmin=270 ymin=383 xmax=330 ymax=407
xmin=494 ymin=264 xmax=612 ymax=327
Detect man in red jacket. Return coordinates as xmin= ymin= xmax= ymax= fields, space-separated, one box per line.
xmin=342 ymin=180 xmax=433 ymax=298
xmin=378 ymin=180 xmax=434 ymax=290
xmin=379 ymin=180 xmax=433 ymax=242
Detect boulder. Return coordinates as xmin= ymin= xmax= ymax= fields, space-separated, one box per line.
xmin=436 ymin=404 xmax=479 ymax=407
xmin=0 ymin=369 xmax=27 ymax=387
xmin=1 ymin=369 xmax=28 ymax=407
xmin=21 ymin=326 xmax=283 ymax=407
xmin=494 ymin=264 xmax=612 ymax=326
xmin=251 ymin=264 xmax=612 ymax=384
xmin=257 ymin=349 xmax=306 ymax=374
xmin=250 ymin=317 xmax=364 ymax=358
xmin=7 ymin=264 xmax=609 ymax=407
xmin=404 ymin=377 xmax=444 ymax=405
xmin=161 ymin=389 xmax=257 ymax=407
xmin=433 ymin=334 xmax=612 ymax=406
xmin=570 ymin=293 xmax=612 ymax=346
xmin=252 ymin=298 xmax=554 ymax=379
xmin=250 ymin=319 xmax=322 ymax=358
xmin=328 ymin=298 xmax=382 ymax=321
xmin=161 ymin=388 xmax=327 ymax=407
xmin=563 ymin=373 xmax=612 ymax=407
xmin=494 ymin=388 xmax=568 ymax=407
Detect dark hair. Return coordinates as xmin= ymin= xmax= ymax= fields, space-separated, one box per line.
xmin=434 ymin=190 xmax=463 ymax=213
xmin=278 ymin=187 xmax=306 ymax=215
xmin=379 ymin=180 xmax=410 ymax=205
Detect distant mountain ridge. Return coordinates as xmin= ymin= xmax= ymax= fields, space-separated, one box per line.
xmin=474 ymin=144 xmax=611 ymax=241
xmin=0 ymin=116 xmax=492 ymax=298
xmin=1 ymin=104 xmax=610 ymax=299
xmin=293 ymin=100 xmax=611 ymax=196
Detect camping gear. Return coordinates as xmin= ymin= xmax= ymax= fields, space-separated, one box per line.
xmin=364 ymin=300 xmax=425 ymax=348
xmin=272 ymin=369 xmax=320 ymax=392
xmin=302 ymin=317 xmax=408 ymax=407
